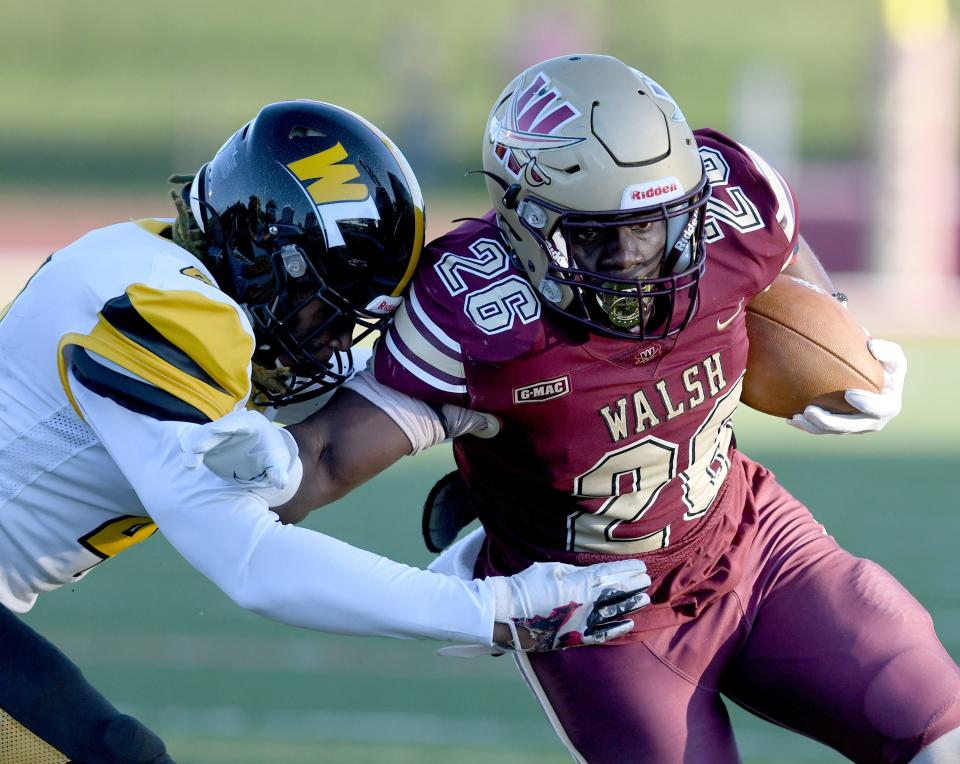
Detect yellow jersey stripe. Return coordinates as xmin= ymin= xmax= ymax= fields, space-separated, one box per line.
xmin=58 ymin=321 xmax=238 ymax=423
xmin=58 ymin=284 xmax=252 ymax=423
xmin=0 ymin=709 xmax=69 ymax=764
xmin=133 ymin=218 xmax=171 ymax=237
xmin=124 ymin=284 xmax=253 ymax=403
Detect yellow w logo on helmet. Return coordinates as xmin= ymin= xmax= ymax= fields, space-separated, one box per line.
xmin=286 ymin=144 xmax=369 ymax=205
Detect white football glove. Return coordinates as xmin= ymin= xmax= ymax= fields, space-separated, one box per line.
xmin=442 ymin=557 xmax=652 ymax=657
xmin=179 ymin=409 xmax=303 ymax=506
xmin=788 ymin=338 xmax=907 ymax=435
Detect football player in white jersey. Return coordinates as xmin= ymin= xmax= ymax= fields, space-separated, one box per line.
xmin=0 ymin=100 xmax=652 ymax=763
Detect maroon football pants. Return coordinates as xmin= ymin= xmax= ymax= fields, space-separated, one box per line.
xmin=519 ymin=465 xmax=960 ymax=763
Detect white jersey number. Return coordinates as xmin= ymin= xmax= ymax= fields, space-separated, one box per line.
xmin=568 ymin=376 xmax=742 ymax=554
xmin=434 ymin=239 xmax=541 ymax=336
xmin=699 ymin=146 xmax=764 ymax=244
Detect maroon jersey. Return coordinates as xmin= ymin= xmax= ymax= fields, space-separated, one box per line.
xmin=375 ymin=130 xmax=798 ymax=626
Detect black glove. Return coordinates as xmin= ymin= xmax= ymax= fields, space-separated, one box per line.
xmin=421 ymin=470 xmax=477 ymax=553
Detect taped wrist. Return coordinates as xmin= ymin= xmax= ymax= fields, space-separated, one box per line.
xmin=343 ymin=369 xmax=448 ymax=454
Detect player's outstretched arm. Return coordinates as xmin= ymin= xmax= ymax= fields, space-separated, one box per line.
xmin=183 ymin=373 xmax=490 ymax=524
xmin=178 ymin=389 xmax=412 ymax=524
xmin=72 ymin=378 xmax=651 ymax=648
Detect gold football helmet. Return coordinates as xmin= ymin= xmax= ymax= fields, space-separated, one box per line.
xmin=482 ymin=54 xmax=710 ymax=339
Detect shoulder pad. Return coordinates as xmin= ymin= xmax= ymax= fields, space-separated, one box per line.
xmin=59 ymin=283 xmax=254 ymax=423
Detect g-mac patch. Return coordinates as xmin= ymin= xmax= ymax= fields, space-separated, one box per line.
xmin=513 ymin=375 xmax=571 ymax=404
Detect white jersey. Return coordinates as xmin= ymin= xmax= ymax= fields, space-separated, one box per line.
xmin=0 ymin=220 xmax=496 ymax=645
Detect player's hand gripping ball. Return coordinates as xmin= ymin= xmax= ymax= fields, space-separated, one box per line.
xmin=787 ymin=337 xmax=906 ymax=435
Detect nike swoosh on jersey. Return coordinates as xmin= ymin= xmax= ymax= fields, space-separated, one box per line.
xmin=716 ymin=297 xmax=745 ymax=331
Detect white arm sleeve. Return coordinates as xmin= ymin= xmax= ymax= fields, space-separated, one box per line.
xmin=344 ymin=368 xmax=497 ymax=454
xmin=70 ymin=377 xmax=497 ymax=645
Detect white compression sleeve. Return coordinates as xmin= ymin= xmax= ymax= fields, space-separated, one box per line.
xmin=70 ymin=378 xmax=498 ymax=645
xmin=344 ymin=368 xmax=495 ymax=454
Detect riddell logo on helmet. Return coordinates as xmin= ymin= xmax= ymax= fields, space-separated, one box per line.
xmin=631 ymin=183 xmax=677 ymax=201
xmin=365 ymin=295 xmax=402 ymax=315
xmin=621 ymin=178 xmax=684 ymax=209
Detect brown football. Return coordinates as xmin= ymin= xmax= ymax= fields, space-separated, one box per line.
xmin=742 ymin=275 xmax=884 ymax=418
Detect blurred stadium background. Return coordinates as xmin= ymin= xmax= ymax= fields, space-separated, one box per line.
xmin=3 ymin=0 xmax=959 ymax=761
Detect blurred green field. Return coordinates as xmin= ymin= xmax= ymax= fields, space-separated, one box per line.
xmin=19 ymin=339 xmax=960 ymax=763
xmin=4 ymin=0 xmax=958 ymax=192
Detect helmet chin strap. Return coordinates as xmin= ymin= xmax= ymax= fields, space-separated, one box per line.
xmin=168 ymin=186 xmax=206 ymax=259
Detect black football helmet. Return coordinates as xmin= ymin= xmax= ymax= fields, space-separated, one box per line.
xmin=187 ymin=100 xmax=424 ymax=406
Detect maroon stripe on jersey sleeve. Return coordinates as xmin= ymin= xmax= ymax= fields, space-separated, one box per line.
xmin=383 ymin=328 xmax=467 ymax=389
xmin=404 ymin=294 xmax=464 ymax=364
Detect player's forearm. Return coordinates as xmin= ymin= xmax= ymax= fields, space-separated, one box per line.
xmin=155 ymin=489 xmax=497 ymax=642
xmin=201 ymin=512 xmax=498 ymax=643
xmin=275 ymin=389 xmax=414 ymax=523
xmin=272 ymin=418 xmax=349 ymax=523
xmin=782 ymin=235 xmax=835 ymax=292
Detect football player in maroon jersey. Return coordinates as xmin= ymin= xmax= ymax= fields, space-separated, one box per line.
xmin=195 ymin=56 xmax=959 ymax=762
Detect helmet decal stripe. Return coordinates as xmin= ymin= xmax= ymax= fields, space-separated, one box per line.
xmin=383 ymin=330 xmax=467 ymax=394
xmin=492 ymin=71 xmax=584 ymax=184
xmin=491 ymin=124 xmax=585 ymax=151
xmin=529 ymin=103 xmax=578 ymax=135
xmin=286 ymin=144 xmax=370 ymax=204
xmin=392 ymin=201 xmax=424 ymax=297
xmin=517 ymin=93 xmax=562 ymax=131
xmin=512 ymin=73 xmax=548 ymax=116
xmin=509 ymin=73 xmax=581 ymax=135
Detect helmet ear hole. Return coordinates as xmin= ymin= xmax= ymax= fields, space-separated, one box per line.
xmin=501 ymin=184 xmax=522 ymax=210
